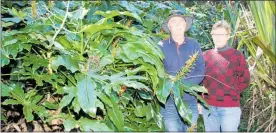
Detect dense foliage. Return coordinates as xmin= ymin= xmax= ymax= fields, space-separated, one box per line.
xmin=1 ymin=1 xmax=275 ymax=132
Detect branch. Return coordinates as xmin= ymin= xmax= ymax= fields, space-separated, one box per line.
xmin=182 ymin=74 xmax=234 ymax=89
xmin=49 ymin=1 xmax=70 ymax=47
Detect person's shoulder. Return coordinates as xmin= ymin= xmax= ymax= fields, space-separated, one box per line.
xmin=202 ymin=49 xmax=213 ymax=55
xmin=157 ymin=38 xmax=169 ymax=48
xmin=230 ymin=48 xmax=243 ymax=56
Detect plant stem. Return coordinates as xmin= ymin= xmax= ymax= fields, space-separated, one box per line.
xmin=1 ymin=74 xmax=31 ymax=76
xmin=114 ymin=64 xmax=134 ymax=67
xmin=60 ymin=71 xmax=77 ymax=86
xmin=50 ymin=1 xmax=70 ymax=47
xmin=80 ymin=19 xmax=84 ymax=55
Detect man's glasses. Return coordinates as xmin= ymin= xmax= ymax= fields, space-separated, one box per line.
xmin=211 ymin=34 xmax=230 ymax=36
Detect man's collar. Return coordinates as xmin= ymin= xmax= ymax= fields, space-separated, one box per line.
xmin=169 ymin=35 xmax=188 ymax=45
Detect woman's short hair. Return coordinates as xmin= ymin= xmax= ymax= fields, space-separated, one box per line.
xmin=211 ymin=20 xmax=231 ymax=34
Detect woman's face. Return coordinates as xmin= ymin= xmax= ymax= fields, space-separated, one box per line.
xmin=211 ymin=27 xmax=230 ymax=48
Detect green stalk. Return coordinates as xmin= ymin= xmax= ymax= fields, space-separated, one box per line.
xmin=80 ymin=19 xmax=84 ymax=55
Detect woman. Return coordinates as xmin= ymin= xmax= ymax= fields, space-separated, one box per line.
xmin=201 ymin=20 xmax=250 ymax=131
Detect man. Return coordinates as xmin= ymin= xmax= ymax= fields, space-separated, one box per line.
xmin=201 ymin=20 xmax=250 ymax=131
xmin=158 ymin=10 xmax=205 ymax=131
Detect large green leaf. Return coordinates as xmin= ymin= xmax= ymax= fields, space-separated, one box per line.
xmin=22 ymin=53 xmax=48 ymax=71
xmin=134 ymin=105 xmax=147 ymax=117
xmin=1 ymin=53 xmax=10 ymax=67
xmin=32 ymin=105 xmax=49 ymax=120
xmin=63 ymin=118 xmax=77 ymax=131
xmin=252 ymin=37 xmax=276 ymax=64
xmin=2 ymin=99 xmax=22 ymax=105
xmin=23 ymin=105 xmax=34 ymax=122
xmin=83 ymin=24 xmax=113 ymax=36
xmin=107 ymin=72 xmax=150 ymax=92
xmin=72 ymin=7 xmax=88 ymax=20
xmin=122 ymin=44 xmax=140 ymax=60
xmin=173 ymin=81 xmax=192 ymax=125
xmin=100 ymin=54 xmax=114 ymax=67
xmin=72 ymin=97 xmax=81 ymax=113
xmin=97 ymin=92 xmax=112 ymax=107
xmin=59 ymin=93 xmax=75 ymax=109
xmin=94 ymin=10 xmax=142 ymax=23
xmin=9 ymin=84 xmax=25 ymax=102
xmin=187 ymin=90 xmax=209 ymax=110
xmin=1 ymin=83 xmax=10 ymax=97
xmin=106 ymin=94 xmax=124 ymax=131
xmin=150 ymin=104 xmax=163 ymax=129
xmin=156 ymin=78 xmax=172 ymax=104
xmin=138 ymin=91 xmax=153 ymax=100
xmin=78 ymin=118 xmax=112 ymax=131
xmin=185 ymin=84 xmax=208 ymax=93
xmin=119 ymin=1 xmax=143 ymax=15
xmin=76 ymin=74 xmax=97 ymax=118
xmin=2 ymin=41 xmax=31 ymax=58
xmin=51 ymin=55 xmax=79 ymax=73
xmin=42 ymin=101 xmax=58 ymax=110
xmin=2 ymin=17 xmax=21 ymax=23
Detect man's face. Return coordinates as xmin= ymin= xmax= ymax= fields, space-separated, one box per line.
xmin=211 ymin=27 xmax=230 ymax=48
xmin=168 ymin=17 xmax=186 ymax=34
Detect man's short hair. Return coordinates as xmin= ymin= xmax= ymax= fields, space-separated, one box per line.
xmin=211 ymin=20 xmax=231 ymax=34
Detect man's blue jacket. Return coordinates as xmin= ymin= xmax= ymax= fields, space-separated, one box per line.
xmin=158 ymin=36 xmax=205 ymax=88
